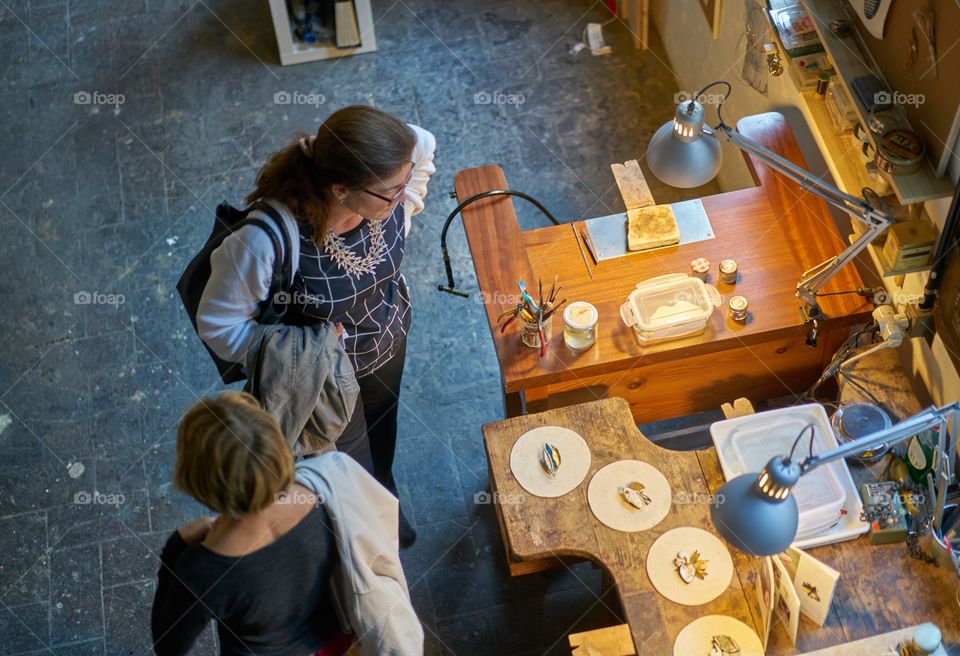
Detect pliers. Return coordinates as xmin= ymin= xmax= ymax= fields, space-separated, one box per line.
xmin=498 ymin=304 xmax=522 ymax=333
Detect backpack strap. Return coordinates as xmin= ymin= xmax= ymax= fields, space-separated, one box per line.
xmin=246 ymin=200 xmax=294 ymax=286
xmin=234 ymin=200 xmax=298 ymax=323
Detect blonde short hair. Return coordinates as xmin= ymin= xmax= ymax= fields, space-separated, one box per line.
xmin=174 ymin=392 xmax=293 ymax=518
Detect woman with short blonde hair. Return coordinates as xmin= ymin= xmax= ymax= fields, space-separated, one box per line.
xmin=173 ymin=391 xmax=294 ymax=518
xmin=151 ymin=392 xmax=348 ymax=656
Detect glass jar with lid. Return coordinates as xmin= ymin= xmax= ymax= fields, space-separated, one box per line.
xmin=563 ymin=301 xmax=598 ymax=350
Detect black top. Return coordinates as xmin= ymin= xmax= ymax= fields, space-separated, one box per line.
xmin=288 ymin=202 xmax=411 ymax=378
xmin=151 ymin=505 xmax=340 ymax=656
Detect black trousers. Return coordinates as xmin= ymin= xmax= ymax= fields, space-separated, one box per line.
xmin=334 ymin=339 xmax=406 ymax=494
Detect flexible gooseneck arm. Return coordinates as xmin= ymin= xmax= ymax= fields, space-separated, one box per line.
xmin=438 ymin=189 xmax=561 ymax=298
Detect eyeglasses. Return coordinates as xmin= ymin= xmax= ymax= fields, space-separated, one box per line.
xmin=361 ymin=163 xmax=414 ymax=205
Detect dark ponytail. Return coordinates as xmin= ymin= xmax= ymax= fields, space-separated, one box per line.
xmin=246 ymin=105 xmax=415 ymax=242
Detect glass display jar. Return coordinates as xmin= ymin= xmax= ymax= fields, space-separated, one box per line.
xmin=563 ymin=301 xmax=598 ymax=350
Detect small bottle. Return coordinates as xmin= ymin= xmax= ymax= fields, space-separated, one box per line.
xmin=905 ymin=424 xmax=938 ymax=483
xmin=563 ymin=301 xmax=598 ymax=350
xmin=815 ymin=72 xmax=830 ymax=98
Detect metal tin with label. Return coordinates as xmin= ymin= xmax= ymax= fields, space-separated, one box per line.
xmin=875 ymin=129 xmax=925 ymax=175
xmin=831 ymin=403 xmax=892 ymax=462
xmin=728 ymin=295 xmax=748 ymax=323
xmin=718 ymin=259 xmax=738 ymax=285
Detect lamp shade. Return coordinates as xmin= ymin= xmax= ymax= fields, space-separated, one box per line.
xmin=710 ymin=462 xmax=801 ymax=556
xmin=646 ymin=101 xmax=723 ymax=188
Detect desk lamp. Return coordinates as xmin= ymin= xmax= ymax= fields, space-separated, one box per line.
xmin=646 ymin=81 xmax=894 ymax=324
xmin=711 ymin=402 xmax=958 ymax=556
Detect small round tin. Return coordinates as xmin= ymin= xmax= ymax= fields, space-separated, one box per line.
xmin=690 ymin=258 xmax=710 ymax=282
xmin=875 ymin=129 xmax=925 ymax=175
xmin=718 ymin=259 xmax=738 ymax=285
xmin=728 ymin=295 xmax=748 ymax=322
xmin=831 ymin=403 xmax=892 ymax=462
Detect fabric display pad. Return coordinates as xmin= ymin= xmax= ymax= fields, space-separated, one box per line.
xmin=673 ymin=615 xmax=764 ymax=656
xmin=646 ymin=527 xmax=734 ymax=606
xmin=509 ymin=426 xmax=591 ymax=498
xmin=587 ymin=460 xmax=672 ymax=532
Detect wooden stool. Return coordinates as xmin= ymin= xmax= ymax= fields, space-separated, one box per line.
xmin=569 ymin=624 xmax=636 ymax=656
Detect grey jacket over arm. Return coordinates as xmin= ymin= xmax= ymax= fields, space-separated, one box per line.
xmin=243 ymin=322 xmax=360 ymax=455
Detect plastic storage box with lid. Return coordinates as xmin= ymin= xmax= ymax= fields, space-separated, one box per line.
xmin=620 ymin=273 xmax=721 ymax=344
xmin=711 ymin=404 xmax=868 ymax=548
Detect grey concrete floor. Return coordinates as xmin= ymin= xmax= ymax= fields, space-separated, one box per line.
xmin=0 ymin=1 xmax=720 ymax=654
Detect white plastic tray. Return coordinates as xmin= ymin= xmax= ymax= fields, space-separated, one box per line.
xmin=710 ymin=404 xmax=869 ymax=549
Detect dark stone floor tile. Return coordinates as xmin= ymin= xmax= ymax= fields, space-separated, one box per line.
xmin=53 ymin=638 xmax=106 ymax=656
xmin=101 ymin=532 xmax=167 ymax=588
xmin=147 ymin=482 xmax=208 ymax=535
xmin=102 ymin=580 xmax=153 ymax=656
xmin=0 ymin=450 xmax=94 ymax=517
xmin=399 ymin=437 xmax=467 ymax=526
xmin=0 ymin=511 xmax=48 ymax=607
xmin=47 ymin=488 xmax=150 ymax=550
xmin=435 ymin=609 xmax=500 ymax=656
xmin=425 ymin=557 xmax=500 ymax=621
xmin=401 ymin=518 xmax=479 ymax=586
xmin=0 ymin=602 xmax=49 ymax=655
xmin=49 ymin=544 xmax=103 ymax=645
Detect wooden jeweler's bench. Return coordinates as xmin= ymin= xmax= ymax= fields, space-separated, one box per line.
xmin=482 ymin=396 xmax=958 ymax=654
xmin=455 ymin=113 xmax=873 ymax=423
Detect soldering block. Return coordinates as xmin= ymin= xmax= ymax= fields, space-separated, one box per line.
xmin=859 ymin=481 xmax=909 ymax=545
xmin=627 ymin=205 xmax=680 ymax=251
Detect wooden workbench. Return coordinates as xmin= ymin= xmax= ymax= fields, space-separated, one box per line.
xmin=455 ymin=112 xmax=873 ymax=422
xmin=482 ymin=397 xmax=960 ymax=655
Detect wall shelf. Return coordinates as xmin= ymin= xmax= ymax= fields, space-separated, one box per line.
xmin=268 ymin=0 xmax=377 ymax=66
xmin=799 ymin=0 xmax=953 ymax=205
xmin=797 ymin=90 xmax=878 ymax=197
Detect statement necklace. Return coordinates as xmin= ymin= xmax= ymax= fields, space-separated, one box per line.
xmin=322 ymin=218 xmax=387 ymax=278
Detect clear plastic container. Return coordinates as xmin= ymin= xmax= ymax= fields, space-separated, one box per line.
xmin=712 ymin=405 xmax=848 ymax=541
xmin=620 ymin=274 xmax=721 ymax=344
xmin=563 ymin=301 xmax=598 ymax=350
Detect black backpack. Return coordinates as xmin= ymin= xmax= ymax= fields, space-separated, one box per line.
xmin=177 ymin=200 xmax=294 ymax=383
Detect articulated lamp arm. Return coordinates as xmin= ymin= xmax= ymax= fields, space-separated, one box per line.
xmin=711 ymin=123 xmax=894 ymax=317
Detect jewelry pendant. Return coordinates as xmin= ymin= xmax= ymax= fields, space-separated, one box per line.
xmin=673 ymin=550 xmax=709 ymax=583
xmin=540 ymin=443 xmax=561 ymax=477
xmin=620 ymin=481 xmax=652 ymax=509
xmin=710 ymin=634 xmax=740 ymax=655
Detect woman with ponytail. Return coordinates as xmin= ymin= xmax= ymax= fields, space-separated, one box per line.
xmin=196 ymin=105 xmax=436 ymax=547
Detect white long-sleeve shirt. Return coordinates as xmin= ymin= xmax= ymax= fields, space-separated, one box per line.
xmin=197 ymin=124 xmax=436 ymax=366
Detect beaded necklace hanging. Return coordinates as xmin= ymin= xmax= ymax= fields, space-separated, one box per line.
xmin=322 ymin=219 xmax=387 ymax=278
